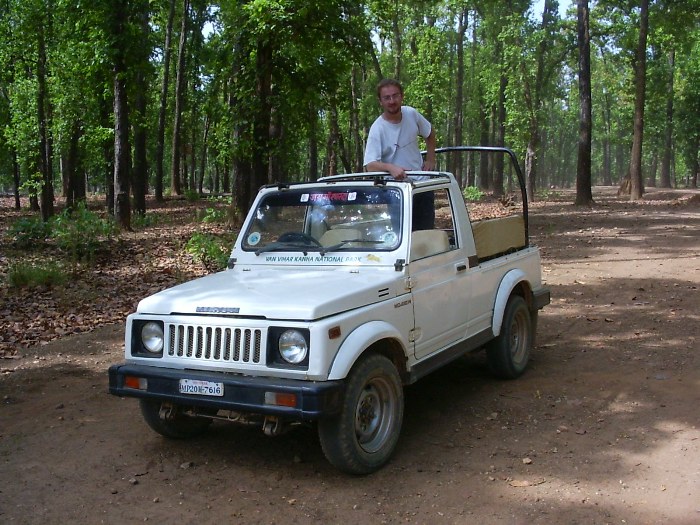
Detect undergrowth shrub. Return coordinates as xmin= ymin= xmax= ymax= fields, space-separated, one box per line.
xmin=9 ymin=216 xmax=52 ymax=248
xmin=185 ymin=232 xmax=235 ymax=272
xmin=132 ymin=212 xmax=159 ymax=229
xmin=51 ymin=202 xmax=116 ymax=264
xmin=184 ymin=189 xmax=200 ymax=202
xmin=200 ymin=206 xmax=227 ymax=224
xmin=7 ymin=261 xmax=67 ymax=288
xmin=462 ymin=186 xmax=485 ymax=202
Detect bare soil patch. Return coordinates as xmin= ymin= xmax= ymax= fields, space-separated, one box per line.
xmin=1 ymin=186 xmax=699 ymax=524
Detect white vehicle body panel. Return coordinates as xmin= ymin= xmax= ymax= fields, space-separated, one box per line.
xmin=117 ymin=169 xmax=548 ymax=388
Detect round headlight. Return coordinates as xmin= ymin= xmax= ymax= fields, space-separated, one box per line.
xmin=141 ymin=322 xmax=164 ymax=353
xmin=278 ymin=330 xmax=308 ymax=364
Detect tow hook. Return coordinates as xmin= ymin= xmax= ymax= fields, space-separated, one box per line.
xmin=263 ymin=416 xmax=283 ymax=436
xmin=158 ymin=403 xmax=176 ymax=420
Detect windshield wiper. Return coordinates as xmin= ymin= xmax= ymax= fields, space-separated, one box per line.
xmin=319 ymin=239 xmax=383 ymax=256
xmin=255 ymin=242 xmax=314 ymax=256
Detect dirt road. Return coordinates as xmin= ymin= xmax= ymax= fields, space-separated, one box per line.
xmin=1 ymin=188 xmax=698 ymax=524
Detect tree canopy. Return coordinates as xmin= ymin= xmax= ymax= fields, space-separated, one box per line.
xmin=1 ymin=0 xmax=699 ymax=222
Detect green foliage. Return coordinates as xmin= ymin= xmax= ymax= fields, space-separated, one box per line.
xmin=8 ymin=215 xmax=52 ymax=248
xmin=7 ymin=261 xmax=68 ymax=288
xmin=184 ymin=189 xmax=200 ymax=202
xmin=18 ymin=173 xmax=43 ymax=198
xmin=536 ymin=188 xmax=561 ymax=201
xmin=199 ymin=206 xmax=227 ymax=224
xmin=2 ymin=0 xmax=700 ymax=208
xmin=51 ymin=202 xmax=117 ymax=264
xmin=462 ymin=186 xmax=485 ymax=202
xmin=131 ymin=211 xmax=159 ymax=229
xmin=184 ymin=232 xmax=234 ymax=272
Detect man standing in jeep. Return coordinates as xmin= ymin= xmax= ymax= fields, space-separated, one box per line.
xmin=363 ymin=78 xmax=436 ymax=179
xmin=364 ymin=78 xmax=437 ymax=230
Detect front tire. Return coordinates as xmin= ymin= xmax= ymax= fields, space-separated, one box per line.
xmin=140 ymin=399 xmax=212 ymax=439
xmin=486 ymin=295 xmax=533 ymax=379
xmin=318 ymin=354 xmax=404 ymax=475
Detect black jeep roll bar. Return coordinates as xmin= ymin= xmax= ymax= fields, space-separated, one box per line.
xmin=426 ymin=145 xmax=529 ymax=244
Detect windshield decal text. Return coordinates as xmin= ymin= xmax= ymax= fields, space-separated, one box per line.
xmin=264 ymin=255 xmax=366 ymax=263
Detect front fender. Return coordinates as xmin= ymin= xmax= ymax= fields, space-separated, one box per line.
xmin=327 ymin=321 xmax=407 ymax=380
xmin=492 ymin=269 xmax=528 ymax=337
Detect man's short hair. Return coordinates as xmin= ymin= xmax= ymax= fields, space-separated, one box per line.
xmin=377 ymin=78 xmax=403 ymax=99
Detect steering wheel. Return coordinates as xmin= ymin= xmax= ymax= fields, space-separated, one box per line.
xmin=277 ymin=231 xmax=323 ymax=248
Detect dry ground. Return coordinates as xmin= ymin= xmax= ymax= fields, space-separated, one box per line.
xmin=1 ymin=186 xmax=699 ymax=524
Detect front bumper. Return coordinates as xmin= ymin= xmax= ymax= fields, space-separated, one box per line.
xmin=533 ymin=287 xmax=551 ymax=310
xmin=108 ymin=363 xmax=345 ymax=420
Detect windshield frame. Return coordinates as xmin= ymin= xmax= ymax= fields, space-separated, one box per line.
xmin=239 ymin=184 xmax=404 ymax=260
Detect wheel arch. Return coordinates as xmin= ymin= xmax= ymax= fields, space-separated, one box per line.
xmin=327 ymin=321 xmax=408 ymax=381
xmin=492 ymin=269 xmax=535 ymax=337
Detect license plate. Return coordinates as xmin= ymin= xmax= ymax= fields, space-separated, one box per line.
xmin=179 ymin=379 xmax=224 ymax=397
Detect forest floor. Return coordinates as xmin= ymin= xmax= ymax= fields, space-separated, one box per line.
xmin=0 ymin=186 xmax=699 ymax=524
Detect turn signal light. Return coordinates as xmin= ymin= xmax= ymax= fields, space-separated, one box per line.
xmin=264 ymin=392 xmax=297 ymax=408
xmin=124 ymin=376 xmax=147 ymax=390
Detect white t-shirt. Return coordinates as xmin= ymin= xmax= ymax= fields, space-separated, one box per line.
xmin=363 ymin=106 xmax=432 ymax=171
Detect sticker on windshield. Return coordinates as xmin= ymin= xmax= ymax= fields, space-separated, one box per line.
xmin=300 ymin=194 xmax=310 ymax=202
xmin=247 ymin=232 xmax=261 ymax=246
xmin=308 ymin=192 xmax=352 ymax=203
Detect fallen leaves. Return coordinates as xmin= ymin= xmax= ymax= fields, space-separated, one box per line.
xmin=1 ymin=198 xmax=225 ymax=356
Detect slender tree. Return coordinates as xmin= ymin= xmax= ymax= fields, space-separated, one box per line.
xmin=170 ymin=0 xmax=190 ymax=196
xmin=112 ymin=0 xmax=132 ymax=229
xmin=629 ymin=0 xmax=649 ymax=200
xmin=155 ymin=0 xmax=176 ymax=201
xmin=575 ymin=0 xmax=593 ymax=205
xmin=36 ymin=7 xmax=54 ymax=221
xmin=132 ymin=0 xmax=151 ymax=216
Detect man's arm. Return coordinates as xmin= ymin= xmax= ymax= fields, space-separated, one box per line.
xmin=422 ymin=129 xmax=436 ymax=171
xmin=365 ymin=160 xmax=408 ymax=180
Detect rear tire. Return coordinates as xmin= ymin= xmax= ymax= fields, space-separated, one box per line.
xmin=486 ymin=295 xmax=533 ymax=379
xmin=140 ymin=399 xmax=212 ymax=439
xmin=318 ymin=354 xmax=404 ymax=475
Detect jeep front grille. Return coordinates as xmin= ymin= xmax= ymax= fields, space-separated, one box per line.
xmin=166 ymin=324 xmax=263 ymax=364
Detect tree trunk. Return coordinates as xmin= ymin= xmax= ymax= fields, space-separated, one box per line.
xmin=308 ymin=101 xmax=318 ymax=180
xmin=478 ymin=103 xmax=490 ymax=190
xmin=493 ymin=72 xmax=507 ymax=198
xmin=64 ymin=120 xmax=84 ymax=211
xmin=155 ymin=0 xmax=176 ymax=201
xmin=392 ymin=2 xmax=402 ymax=80
xmin=629 ymin=0 xmax=649 ymax=201
xmin=453 ymin=8 xmax=467 ymax=182
xmin=132 ymin=0 xmax=150 ymax=215
xmin=326 ymin=104 xmax=339 ymax=177
xmin=198 ymin=114 xmax=210 ymax=193
xmin=113 ymin=0 xmax=131 ymax=230
xmin=251 ymin=38 xmax=272 ymax=198
xmin=660 ymin=48 xmax=674 ymax=188
xmin=690 ymin=146 xmax=698 ymax=188
xmin=37 ymin=20 xmax=54 ymax=222
xmin=575 ymin=0 xmax=594 ymax=206
xmin=520 ymin=0 xmax=553 ymax=202
xmin=101 ymin=94 xmax=115 ymax=213
xmin=170 ymin=0 xmax=190 ymax=196
xmin=12 ymin=150 xmax=21 ymax=210
xmin=350 ymin=68 xmax=363 ymax=171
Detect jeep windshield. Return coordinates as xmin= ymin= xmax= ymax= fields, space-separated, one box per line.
xmin=242 ymin=186 xmax=402 ymax=255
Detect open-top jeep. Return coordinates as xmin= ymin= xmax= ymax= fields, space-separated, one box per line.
xmin=109 ymin=146 xmax=550 ymax=474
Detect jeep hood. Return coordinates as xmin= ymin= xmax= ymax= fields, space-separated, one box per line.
xmin=136 ymin=267 xmax=401 ymax=320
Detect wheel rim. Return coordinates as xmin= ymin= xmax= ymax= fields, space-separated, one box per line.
xmin=509 ymin=308 xmax=529 ymax=366
xmin=354 ymin=376 xmax=397 ymax=454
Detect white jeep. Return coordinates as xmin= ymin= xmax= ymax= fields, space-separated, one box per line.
xmin=109 ymin=146 xmax=550 ymax=474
